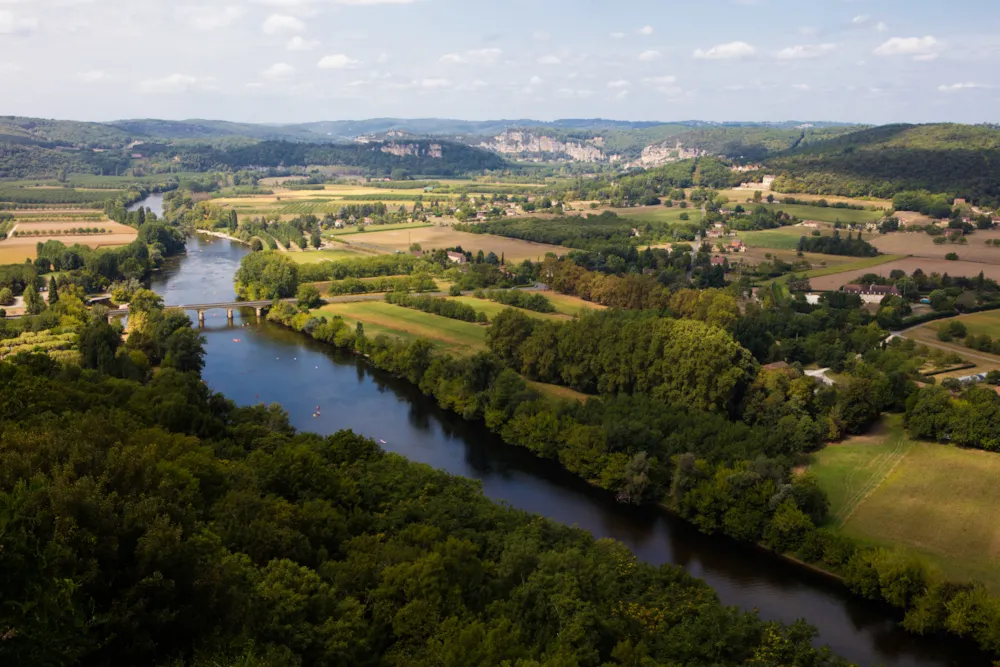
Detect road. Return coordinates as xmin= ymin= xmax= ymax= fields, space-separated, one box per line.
xmin=894 ymin=324 xmax=1000 ymax=367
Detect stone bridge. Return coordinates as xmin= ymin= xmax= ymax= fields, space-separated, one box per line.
xmin=108 ymin=299 xmax=296 ymax=323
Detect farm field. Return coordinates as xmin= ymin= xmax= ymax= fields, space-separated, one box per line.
xmin=211 ymin=183 xmax=459 ymax=217
xmin=447 ymin=296 xmax=569 ymax=322
xmin=544 ymin=292 xmax=607 ymax=316
xmin=811 ymin=416 xmax=1000 ymax=591
xmin=809 ymin=258 xmax=1000 ymax=290
xmin=720 ymin=189 xmax=892 ymax=210
xmin=9 ymin=220 xmax=134 ymax=235
xmin=287 ymin=247 xmax=375 ymax=264
xmin=347 ymin=226 xmax=568 ymax=262
xmin=611 ymin=205 xmax=705 ymax=225
xmin=733 ymin=226 xmax=871 ymax=251
xmin=0 ymin=220 xmax=137 ymax=262
xmin=754 ymin=202 xmax=883 ymax=225
xmin=329 ymin=222 xmax=433 ymax=236
xmin=871 ymin=229 xmax=1000 ymax=264
xmin=926 ymin=310 xmax=1000 ymax=338
xmin=317 ymin=301 xmax=487 ymax=355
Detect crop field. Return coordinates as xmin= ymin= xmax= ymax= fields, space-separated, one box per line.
xmin=318 ymin=301 xmax=486 ymax=355
xmin=719 ymin=189 xmax=892 ymax=210
xmin=329 ymin=222 xmax=433 ymax=236
xmin=347 ymin=226 xmax=568 ymax=262
xmin=544 ymin=292 xmax=607 ymax=316
xmin=0 ymin=218 xmax=137 ymax=262
xmin=0 ymin=186 xmax=124 ymax=205
xmin=734 ymin=227 xmax=866 ymax=251
xmin=610 ymin=206 xmax=705 ymax=225
xmin=871 ymin=229 xmax=1000 ymax=264
xmin=448 ymin=296 xmax=569 ymax=322
xmin=287 ymin=248 xmax=373 ymax=264
xmin=212 ymin=183 xmax=459 ymax=217
xmin=809 ymin=257 xmax=1000 ymax=290
xmin=754 ymin=203 xmax=884 ymax=225
xmin=811 ymin=416 xmax=1000 ymax=590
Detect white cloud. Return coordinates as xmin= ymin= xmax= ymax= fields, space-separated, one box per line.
xmin=261 ymin=62 xmax=296 ymax=80
xmin=555 ymin=88 xmax=594 ymax=98
xmin=852 ymin=14 xmax=869 ymax=25
xmin=792 ymin=83 xmax=810 ymax=91
xmin=874 ymin=36 xmax=940 ymax=60
xmin=529 ymin=75 xmax=543 ymax=85
xmin=317 ymin=54 xmax=361 ymax=69
xmin=245 ymin=82 xmax=264 ymax=89
xmin=0 ymin=10 xmax=37 ymax=35
xmin=615 ymin=89 xmax=628 ymax=99
xmin=638 ymin=25 xmax=654 ymax=36
xmin=176 ymin=6 xmax=245 ymax=31
xmin=876 ymin=21 xmax=888 ymax=33
xmin=533 ymin=31 xmax=549 ymax=40
xmin=638 ymin=50 xmax=661 ymax=61
xmin=287 ymin=35 xmax=319 ymax=51
xmin=0 ymin=62 xmax=21 ymax=75
xmin=641 ymin=75 xmax=677 ymax=85
xmin=938 ymin=82 xmax=990 ymax=92
xmin=262 ymin=14 xmax=305 ymax=34
xmin=607 ymin=79 xmax=630 ymax=88
xmin=537 ymin=54 xmax=561 ymax=65
xmin=79 ymin=70 xmax=108 ymax=83
xmin=694 ymin=41 xmax=756 ymax=60
xmin=256 ymin=0 xmax=415 ymax=5
xmin=376 ymin=52 xmax=390 ymax=63
xmin=419 ymin=78 xmax=451 ymax=89
xmin=439 ymin=48 xmax=502 ymax=65
xmin=138 ymin=73 xmax=214 ymax=94
xmin=610 ymin=32 xmax=625 ymax=39
xmin=776 ymin=43 xmax=836 ymax=59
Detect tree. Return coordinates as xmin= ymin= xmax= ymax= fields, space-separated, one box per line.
xmin=235 ymin=252 xmax=299 ymax=300
xmin=78 ymin=316 xmax=121 ymax=373
xmin=0 ymin=287 xmax=13 ymax=306
xmin=23 ymin=283 xmax=44 ymax=315
xmin=162 ymin=327 xmax=206 ymax=373
xmin=47 ymin=276 xmax=59 ymax=306
xmin=945 ymin=252 xmax=959 ymax=261
xmin=928 ymin=290 xmax=953 ymax=312
xmin=296 ymin=283 xmax=321 ymax=309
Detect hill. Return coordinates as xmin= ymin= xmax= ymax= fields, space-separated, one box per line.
xmin=764 ymin=123 xmax=1000 ymax=204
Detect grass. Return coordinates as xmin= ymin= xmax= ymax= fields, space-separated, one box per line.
xmin=318 ymin=301 xmax=486 ymax=355
xmin=544 ymin=292 xmax=606 ymax=317
xmin=448 ymin=296 xmax=568 ymax=322
xmin=737 ymin=229 xmax=814 ymax=250
xmin=761 ymin=254 xmax=909 ymax=287
xmin=613 ymin=206 xmax=705 ymax=225
xmin=810 ymin=415 xmax=1000 ymax=592
xmin=329 ymin=222 xmax=433 ymax=237
xmin=756 ymin=203 xmax=884 ymax=225
xmin=288 ymin=248 xmax=373 ymax=264
xmin=528 ymin=380 xmax=590 ymax=403
xmin=931 ymin=310 xmax=1000 ymax=338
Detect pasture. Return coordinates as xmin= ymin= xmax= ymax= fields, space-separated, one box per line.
xmin=871 ymin=229 xmax=1000 ymax=264
xmin=329 ymin=222 xmax=433 ymax=236
xmin=811 ymin=416 xmax=1000 ymax=591
xmin=287 ymin=247 xmax=373 ymax=264
xmin=347 ymin=226 xmax=568 ymax=262
xmin=929 ymin=310 xmax=1000 ymax=338
xmin=809 ymin=257 xmax=1000 ymax=290
xmin=611 ymin=206 xmax=705 ymax=225
xmin=448 ymin=296 xmax=568 ymax=322
xmin=754 ymin=202 xmax=883 ymax=225
xmin=318 ymin=301 xmax=487 ymax=355
xmin=545 ymin=292 xmax=607 ymax=317
xmin=719 ymin=189 xmax=892 ymax=210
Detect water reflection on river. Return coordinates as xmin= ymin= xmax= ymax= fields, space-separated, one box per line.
xmin=147 ymin=228 xmax=987 ymax=667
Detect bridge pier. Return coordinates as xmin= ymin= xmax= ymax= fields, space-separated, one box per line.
xmin=198 ymin=310 xmax=205 ymax=325
xmin=255 ymin=307 xmax=262 ymax=320
xmin=227 ymin=309 xmax=234 ymax=322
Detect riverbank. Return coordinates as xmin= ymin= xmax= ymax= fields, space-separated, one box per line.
xmin=149 ymin=233 xmax=991 ymax=667
xmin=197 ymin=229 xmax=251 ymax=246
xmin=263 ymin=298 xmax=999 ymax=664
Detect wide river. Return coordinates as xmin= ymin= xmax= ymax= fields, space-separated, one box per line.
xmin=149 ymin=226 xmax=986 ymax=667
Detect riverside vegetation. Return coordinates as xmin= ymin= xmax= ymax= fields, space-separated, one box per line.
xmin=254 ymin=245 xmax=1000 ymax=657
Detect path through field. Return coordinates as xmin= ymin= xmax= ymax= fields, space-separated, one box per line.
xmin=834 ymin=429 xmax=911 ymax=526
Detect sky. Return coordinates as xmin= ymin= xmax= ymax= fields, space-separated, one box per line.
xmin=4 ymin=0 xmax=1000 ymax=125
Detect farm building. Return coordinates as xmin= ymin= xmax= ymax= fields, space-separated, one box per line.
xmin=447 ymin=252 xmax=467 ymax=264
xmin=842 ymin=283 xmax=900 ymax=304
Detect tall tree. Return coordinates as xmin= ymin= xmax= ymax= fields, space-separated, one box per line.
xmin=23 ymin=283 xmax=44 ymax=315
xmin=47 ymin=277 xmax=59 ymax=306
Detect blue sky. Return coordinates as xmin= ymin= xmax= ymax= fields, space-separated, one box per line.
xmin=5 ymin=0 xmax=1000 ymax=124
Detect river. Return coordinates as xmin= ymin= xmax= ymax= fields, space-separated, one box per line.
xmin=149 ymin=227 xmax=986 ymax=667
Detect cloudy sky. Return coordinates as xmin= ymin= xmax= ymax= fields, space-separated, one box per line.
xmin=4 ymin=0 xmax=1000 ymax=124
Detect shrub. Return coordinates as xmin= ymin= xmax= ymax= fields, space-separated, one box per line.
xmin=945 ymin=253 xmax=959 ymax=261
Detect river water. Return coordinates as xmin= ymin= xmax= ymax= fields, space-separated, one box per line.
xmin=149 ymin=227 xmax=986 ymax=667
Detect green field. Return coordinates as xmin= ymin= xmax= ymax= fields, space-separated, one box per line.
xmin=318 ymin=301 xmax=486 ymax=355
xmin=762 ymin=254 xmax=908 ymax=287
xmin=928 ymin=310 xmax=1000 ymax=338
xmin=329 ymin=222 xmax=433 ymax=237
xmin=544 ymin=292 xmax=606 ymax=317
xmin=288 ymin=248 xmax=374 ymax=264
xmin=759 ymin=203 xmax=884 ymax=225
xmin=737 ymin=229 xmax=813 ymax=250
xmin=810 ymin=416 xmax=1000 ymax=591
xmin=614 ymin=206 xmax=705 ymax=225
xmin=448 ymin=296 xmax=568 ymax=322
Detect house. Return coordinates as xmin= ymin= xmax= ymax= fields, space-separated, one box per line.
xmin=631 ymin=227 xmax=641 ymax=238
xmin=842 ymin=283 xmax=900 ymax=304
xmin=710 ymin=256 xmax=727 ymax=266
xmin=726 ymin=239 xmax=746 ymax=253
xmin=130 ymin=153 xmax=144 ymax=159
xmin=447 ymin=252 xmax=467 ymax=264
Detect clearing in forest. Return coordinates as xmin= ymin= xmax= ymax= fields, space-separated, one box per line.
xmin=318 ymin=301 xmax=487 ymax=355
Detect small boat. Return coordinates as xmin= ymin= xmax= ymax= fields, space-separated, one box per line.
xmin=379 ymin=439 xmax=387 ymax=445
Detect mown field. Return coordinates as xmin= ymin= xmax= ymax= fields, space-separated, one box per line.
xmin=754 ymin=202 xmax=884 ymax=225
xmin=448 ymin=296 xmax=569 ymax=322
xmin=328 ymin=222 xmax=433 ymax=237
xmin=348 ymin=226 xmax=568 ymax=262
xmin=544 ymin=292 xmax=607 ymax=316
xmin=810 ymin=416 xmax=1000 ymax=591
xmin=287 ymin=247 xmax=374 ymax=264
xmin=810 ymin=257 xmax=1000 ymax=290
xmin=872 ymin=229 xmax=1000 ymax=264
xmin=718 ymin=189 xmax=892 ymax=210
xmin=608 ymin=206 xmax=705 ymax=225
xmin=318 ymin=301 xmax=487 ymax=355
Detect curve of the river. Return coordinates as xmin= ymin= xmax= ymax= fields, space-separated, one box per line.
xmin=150 ymin=228 xmax=987 ymax=667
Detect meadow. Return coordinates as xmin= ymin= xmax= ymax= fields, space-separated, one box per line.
xmin=754 ymin=202 xmax=884 ymax=225
xmin=810 ymin=416 xmax=1000 ymax=591
xmin=871 ymin=229 xmax=1000 ymax=264
xmin=809 ymin=257 xmax=1000 ymax=289
xmin=719 ymin=189 xmax=892 ymax=210
xmin=287 ymin=247 xmax=373 ymax=264
xmin=318 ymin=301 xmax=487 ymax=355
xmin=544 ymin=292 xmax=607 ymax=316
xmin=610 ymin=205 xmax=705 ymax=225
xmin=448 ymin=296 xmax=568 ymax=322
xmin=347 ymin=226 xmax=568 ymax=262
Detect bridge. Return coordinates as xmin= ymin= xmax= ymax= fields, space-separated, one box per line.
xmin=107 ymin=299 xmax=296 ymax=323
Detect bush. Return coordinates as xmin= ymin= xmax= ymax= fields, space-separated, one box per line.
xmin=448 ymin=284 xmax=462 ymax=297
xmin=0 ymin=287 xmax=13 ymax=306
xmin=945 ymin=253 xmax=959 ymax=261
xmin=296 ymin=283 xmax=322 ymax=309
